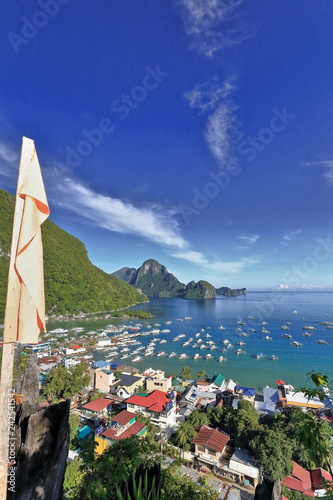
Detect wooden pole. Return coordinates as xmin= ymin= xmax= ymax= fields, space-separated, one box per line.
xmin=0 ymin=138 xmax=32 ymax=499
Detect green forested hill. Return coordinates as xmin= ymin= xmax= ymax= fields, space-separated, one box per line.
xmin=0 ymin=189 xmax=147 ymax=321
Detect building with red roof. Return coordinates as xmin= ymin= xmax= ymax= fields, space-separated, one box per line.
xmin=310 ymin=468 xmax=333 ymax=495
xmin=192 ymin=425 xmax=230 ymax=467
xmin=95 ymin=410 xmax=146 ymax=455
xmin=126 ymin=390 xmax=176 ymax=439
xmin=65 ymin=345 xmax=86 ymax=355
xmin=282 ymin=461 xmax=315 ymax=497
xmin=81 ymin=397 xmax=112 ymax=417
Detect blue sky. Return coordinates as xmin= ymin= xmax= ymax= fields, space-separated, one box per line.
xmin=1 ymin=0 xmax=333 ymax=290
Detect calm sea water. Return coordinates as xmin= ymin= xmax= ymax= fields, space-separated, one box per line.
xmin=48 ymin=292 xmax=333 ymax=391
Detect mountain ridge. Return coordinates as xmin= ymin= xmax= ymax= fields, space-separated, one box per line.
xmin=112 ymin=259 xmax=246 ymax=299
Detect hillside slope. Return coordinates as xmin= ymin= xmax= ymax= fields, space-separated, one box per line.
xmin=113 ymin=259 xmax=246 ymax=299
xmin=113 ymin=259 xmax=185 ymax=297
xmin=0 ymin=189 xmax=147 ymax=321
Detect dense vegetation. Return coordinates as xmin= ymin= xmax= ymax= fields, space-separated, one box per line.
xmin=0 ymin=189 xmax=148 ymax=321
xmin=171 ymin=399 xmax=332 ymax=483
xmin=64 ymin=436 xmax=218 ymax=499
xmin=113 ymin=259 xmax=186 ymax=297
xmin=113 ymin=259 xmax=246 ymax=299
xmin=181 ymin=280 xmax=216 ymax=299
xmin=42 ymin=362 xmax=90 ymax=402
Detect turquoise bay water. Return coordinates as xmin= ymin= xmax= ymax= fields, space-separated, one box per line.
xmin=49 ymin=292 xmax=333 ymax=391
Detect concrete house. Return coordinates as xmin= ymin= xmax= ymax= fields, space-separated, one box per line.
xmin=233 ymin=386 xmax=256 ymax=403
xmin=192 ymin=425 xmax=230 ymax=467
xmin=110 ymin=373 xmax=145 ymax=398
xmin=95 ymin=410 xmax=147 ymax=455
xmin=88 ymin=360 xmax=114 ymax=391
xmin=126 ymin=390 xmax=176 ymax=439
xmin=146 ymin=375 xmax=173 ymax=393
xmin=81 ymin=397 xmax=113 ymax=419
xmin=228 ymin=448 xmax=260 ymax=487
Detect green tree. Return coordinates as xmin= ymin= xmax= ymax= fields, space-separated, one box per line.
xmin=293 ymin=371 xmax=333 ymax=470
xmin=63 ymin=458 xmax=85 ymax=498
xmin=69 ymin=413 xmax=80 ymax=450
xmin=135 ymin=413 xmax=159 ymax=445
xmin=187 ymin=410 xmax=209 ymax=428
xmin=179 ymin=366 xmax=192 ymax=381
xmin=207 ymin=406 xmax=223 ymax=427
xmin=173 ymin=422 xmax=197 ymax=458
xmin=88 ymin=389 xmax=104 ymax=401
xmin=161 ymin=464 xmax=218 ymax=499
xmin=43 ymin=362 xmax=90 ymax=401
xmin=197 ymin=370 xmax=207 ymax=380
xmin=281 ymin=484 xmax=311 ymax=499
xmin=78 ymin=436 xmax=160 ymax=499
xmin=249 ymin=429 xmax=293 ymax=481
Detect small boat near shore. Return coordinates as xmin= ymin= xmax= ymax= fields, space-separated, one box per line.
xmin=267 ymin=355 xmax=279 ymax=360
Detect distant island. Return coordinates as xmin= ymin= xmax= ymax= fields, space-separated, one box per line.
xmin=112 ymin=259 xmax=246 ymax=299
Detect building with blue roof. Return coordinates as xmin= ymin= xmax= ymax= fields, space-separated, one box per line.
xmin=92 ymin=360 xmax=110 ymax=370
xmin=234 ymin=386 xmax=256 ymax=402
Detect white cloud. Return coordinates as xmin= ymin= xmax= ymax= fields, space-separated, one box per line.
xmin=205 ymin=102 xmax=238 ymax=166
xmin=282 ymin=229 xmax=302 ymax=244
xmin=171 ymin=249 xmax=258 ymax=274
xmin=302 ymin=159 xmax=333 ymax=184
xmin=0 ymin=142 xmax=19 ymax=180
xmin=51 ymin=177 xmax=188 ymax=250
xmin=185 ymin=77 xmax=239 ymax=168
xmin=276 ymin=284 xmax=289 ymax=289
xmin=1 ymin=141 xmax=258 ymax=280
xmin=184 ymin=77 xmax=236 ymax=113
xmin=237 ymin=234 xmax=259 ymax=246
xmin=176 ymin=0 xmax=245 ymax=57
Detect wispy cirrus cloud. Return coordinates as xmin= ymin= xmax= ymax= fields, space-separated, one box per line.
xmin=46 ymin=163 xmax=257 ymax=276
xmin=185 ymin=77 xmax=239 ymax=168
xmin=48 ymin=174 xmax=188 ymax=250
xmin=171 ymin=248 xmax=258 ymax=274
xmin=1 ymin=141 xmax=258 ymax=279
xmin=184 ymin=77 xmax=236 ymax=113
xmin=237 ymin=234 xmax=259 ymax=249
xmin=205 ymin=101 xmax=238 ymax=166
xmin=0 ymin=142 xmax=19 ymax=179
xmin=282 ymin=229 xmax=302 ymax=246
xmin=176 ymin=0 xmax=246 ymax=57
xmin=302 ymin=159 xmax=333 ymax=184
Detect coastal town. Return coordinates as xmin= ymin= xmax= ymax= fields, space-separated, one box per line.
xmin=21 ymin=318 xmax=333 ymax=499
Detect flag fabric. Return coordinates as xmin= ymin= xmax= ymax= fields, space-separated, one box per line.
xmin=3 ymin=137 xmax=49 ymax=344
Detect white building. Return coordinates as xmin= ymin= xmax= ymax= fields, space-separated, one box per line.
xmin=126 ymin=390 xmax=176 ymax=439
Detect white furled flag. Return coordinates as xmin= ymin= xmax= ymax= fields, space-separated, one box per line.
xmin=3 ymin=137 xmax=50 ymax=344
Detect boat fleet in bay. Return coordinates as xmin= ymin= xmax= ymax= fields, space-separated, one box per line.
xmin=44 ymin=313 xmax=333 ymax=368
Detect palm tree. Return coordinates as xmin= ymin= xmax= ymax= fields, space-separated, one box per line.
xmin=197 ymin=369 xmax=207 ymax=380
xmin=180 ymin=366 xmax=192 ymax=382
xmin=176 ymin=424 xmax=189 ymax=460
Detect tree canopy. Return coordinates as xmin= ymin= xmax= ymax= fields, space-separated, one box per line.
xmin=43 ymin=362 xmax=90 ymax=401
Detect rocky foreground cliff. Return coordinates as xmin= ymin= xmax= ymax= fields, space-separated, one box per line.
xmin=113 ymin=259 xmax=246 ymax=299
